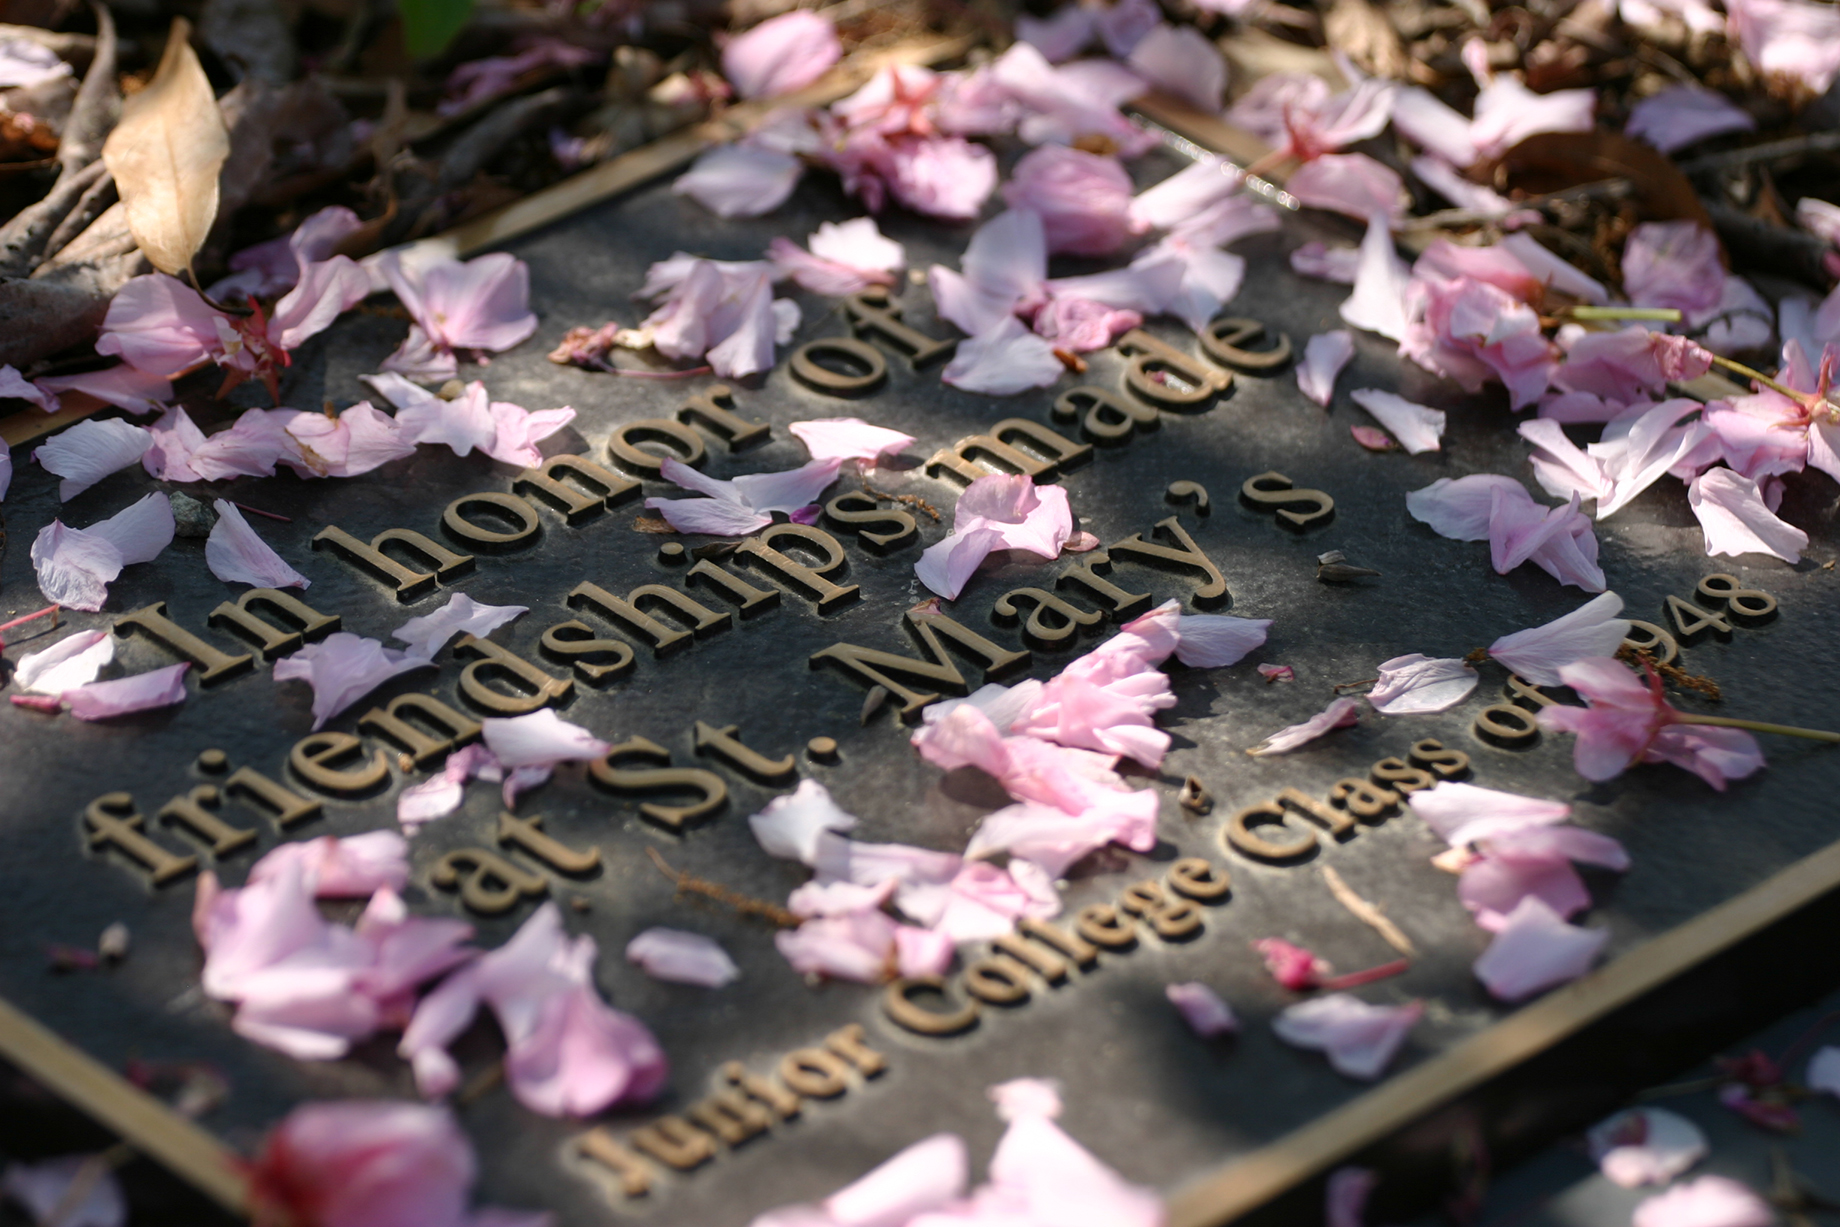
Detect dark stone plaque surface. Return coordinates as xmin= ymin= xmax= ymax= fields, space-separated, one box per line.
xmin=3 ymin=141 xmax=1840 ymax=1227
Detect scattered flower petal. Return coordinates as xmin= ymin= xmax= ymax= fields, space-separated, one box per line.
xmin=1688 ymin=468 xmax=1808 ymax=562
xmin=722 ymin=11 xmax=840 ymax=99
xmin=273 ymin=633 xmax=435 ymax=730
xmin=34 ymin=419 xmax=153 ymax=501
xmin=1298 ymin=331 xmax=1355 ymax=406
xmin=1473 ymin=895 xmax=1608 ymax=1000
xmin=205 ymin=501 xmax=309 ymax=589
xmin=394 ymin=593 xmax=528 ymax=660
xmin=1249 ymin=697 xmax=1361 ymax=756
xmin=751 ymin=779 xmax=861 ymax=864
xmin=625 ymin=928 xmax=740 ymax=987
xmin=16 ymin=629 xmax=114 ymax=694
xmin=1588 ymin=1108 xmax=1709 ymax=1187
xmin=1627 ymin=85 xmax=1756 ymax=153
xmin=1167 ymin=982 xmax=1238 ymax=1037
xmin=941 ymin=316 xmax=1065 ymax=396
xmin=1631 ymin=1176 xmax=1773 ymax=1227
xmin=789 ymin=417 xmax=915 ymax=465
xmin=1368 ymin=654 xmax=1478 ymax=713
xmin=64 ymin=662 xmax=189 ymax=720
xmin=1272 ymin=994 xmax=1422 ymax=1079
xmin=1350 ymin=389 xmax=1444 ymax=454
xmin=1489 ymin=592 xmax=1631 ymax=686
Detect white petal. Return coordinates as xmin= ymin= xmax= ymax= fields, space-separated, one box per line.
xmin=1473 ymin=896 xmax=1608 ymax=1001
xmin=1688 ymin=468 xmax=1807 ymax=563
xmin=1350 ymin=388 xmax=1445 ymax=454
xmin=393 ymin=593 xmax=528 ymax=660
xmin=1173 ymin=614 xmax=1271 ymax=667
xmin=15 ymin=629 xmax=114 ymax=694
xmin=479 ymin=709 xmax=611 ymax=768
xmin=205 ymin=501 xmax=310 ymax=589
xmin=750 ymin=779 xmax=860 ymax=864
xmin=87 ymin=492 xmax=176 ymax=565
xmin=30 ymin=522 xmax=124 ymax=612
xmin=33 ymin=419 xmax=154 ymax=501
xmin=941 ymin=317 xmax=1064 ymax=396
xmin=625 ymin=928 xmax=740 ymax=987
xmin=1297 ymin=330 xmax=1355 ymax=407
xmin=1488 ymin=592 xmax=1630 ymax=686
xmin=1586 ymin=1108 xmax=1708 ymax=1188
xmin=64 ymin=663 xmax=190 ymax=720
xmin=1367 ymin=654 xmax=1478 ymax=713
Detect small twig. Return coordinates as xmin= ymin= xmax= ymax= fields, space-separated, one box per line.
xmin=1683 ymin=715 xmax=1840 ymax=743
xmin=1677 ymin=131 xmax=1840 ymax=178
xmin=861 ymin=480 xmax=941 ymax=522
xmin=1322 ymin=865 xmax=1416 ymax=957
xmin=1619 ymin=646 xmax=1722 ymax=700
xmin=1332 ymin=677 xmax=1378 ymax=693
xmin=646 ymin=848 xmax=800 ymax=927
xmin=1317 ymin=959 xmax=1411 ymax=991
xmin=232 ymin=501 xmax=291 ymax=523
xmin=0 ymin=603 xmax=60 ymax=643
xmin=592 ymin=362 xmax=713 ymax=379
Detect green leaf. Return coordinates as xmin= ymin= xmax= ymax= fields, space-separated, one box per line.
xmin=399 ymin=0 xmax=474 ymax=59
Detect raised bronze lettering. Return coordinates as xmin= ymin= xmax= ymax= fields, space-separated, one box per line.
xmin=629 ymin=1118 xmax=715 ymax=1171
xmin=225 ymin=766 xmax=321 ymax=829
xmin=992 ymin=587 xmax=1104 ymax=650
xmin=790 ymin=337 xmax=887 ymax=396
xmin=576 ymin=1129 xmax=655 ymax=1198
xmin=606 ymin=419 xmax=705 ymax=475
xmin=735 ymin=524 xmax=860 ymax=613
xmin=359 ymin=693 xmax=483 ymax=765
xmin=539 ymin=620 xmax=636 ymax=683
xmin=589 ymin=738 xmax=727 ymax=830
xmin=1056 ymin=552 xmax=1154 ymax=620
xmin=844 ymin=287 xmax=955 ymax=366
xmin=1239 ymin=472 xmax=1335 ymax=529
xmin=208 ymin=588 xmax=339 ymax=658
xmin=312 ymin=526 xmax=473 ymax=599
xmin=83 ymin=793 xmax=197 ymax=884
xmin=454 ymin=635 xmax=573 ymax=715
xmin=515 ymin=454 xmax=639 ymax=523
xmin=158 ymin=786 xmax=257 ymax=857
xmin=442 ymin=492 xmax=541 ymax=549
xmin=115 ymin=604 xmax=251 ymax=684
xmin=431 ymin=848 xmax=549 ymax=914
xmin=811 ymin=609 xmax=1030 ymax=719
xmin=1053 ymin=385 xmax=1157 ymax=443
xmin=684 ymin=559 xmax=781 ymax=618
xmin=1106 ymin=517 xmax=1227 ymax=606
xmin=883 ymin=977 xmax=980 ymax=1036
xmin=1225 ymin=800 xmax=1318 ymax=860
xmin=290 ymin=732 xmax=392 ymax=795
xmin=823 ymin=493 xmax=917 ymax=553
xmin=777 ymin=1048 xmax=850 ymax=1098
xmin=1117 ymin=329 xmax=1229 ymax=410
xmin=570 ymin=582 xmax=731 ymax=657
xmin=498 ymin=812 xmax=601 ymax=874
xmin=693 ymin=722 xmax=795 ymax=782
xmin=679 ymin=385 xmax=770 ymax=450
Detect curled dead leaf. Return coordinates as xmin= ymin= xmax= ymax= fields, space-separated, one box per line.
xmin=100 ymin=18 xmax=230 ymax=278
xmin=1487 ymin=130 xmax=1713 ymax=230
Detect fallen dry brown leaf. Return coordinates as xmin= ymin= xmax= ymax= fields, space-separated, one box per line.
xmin=99 ymin=17 xmax=230 ymax=279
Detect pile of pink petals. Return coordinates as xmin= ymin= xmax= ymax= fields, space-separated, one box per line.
xmin=196 ymin=831 xmax=665 ymax=1118
xmin=914 ymin=471 xmax=1078 ymax=599
xmin=623 ymin=253 xmax=801 ymax=378
xmin=374 ymin=248 xmax=540 ymax=383
xmin=743 ymin=1078 xmax=1160 ymax=1227
xmin=246 ymin=1099 xmax=549 ymax=1227
xmin=1407 ymin=474 xmax=1606 ymax=592
xmin=927 ymin=192 xmax=1277 ymax=394
xmin=1412 ymin=781 xmax=1623 ymax=1000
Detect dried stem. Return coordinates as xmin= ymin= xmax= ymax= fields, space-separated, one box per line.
xmin=646 ymin=848 xmax=800 ymax=927
xmin=232 ymin=501 xmax=291 ymax=523
xmin=1317 ymin=959 xmax=1411 ymax=992
xmin=0 ymin=604 xmax=59 ymax=643
xmin=1682 ymin=715 xmax=1840 ymax=744
xmin=861 ymin=480 xmax=941 ymax=522
xmin=1618 ymin=645 xmax=1722 ymax=700
xmin=1321 ymin=865 xmax=1416 ymax=956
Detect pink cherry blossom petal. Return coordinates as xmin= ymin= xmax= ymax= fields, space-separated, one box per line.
xmin=1292 ymin=242 xmax=1362 ymax=284
xmin=0 ymin=39 xmax=70 ymax=88
xmin=93 ymin=274 xmax=222 ymax=379
xmin=1391 ymin=85 xmax=1480 ymax=166
xmin=1368 ymin=654 xmax=1478 ymax=714
xmin=982 ymin=1105 xmax=1163 ymax=1227
xmin=1298 ymin=331 xmax=1355 ymax=407
xmin=1272 ymin=994 xmax=1422 ymax=1079
xmin=1289 ymin=153 xmax=1405 ymax=222
xmin=205 ymin=500 xmax=309 ymax=589
xmin=1327 ymin=1168 xmax=1378 ymax=1227
xmin=1626 ymin=85 xmax=1756 ymax=153
xmin=816 ymin=1134 xmax=968 ymax=1226
xmin=1469 ymin=77 xmax=1595 ymax=160
xmin=676 ymin=145 xmax=805 ymax=219
xmin=789 ymin=418 xmax=915 ymax=465
xmin=1688 ymin=468 xmax=1808 ymax=562
xmin=1587 ymin=1108 xmax=1709 ymax=1187
xmin=1132 ymin=156 xmax=1244 ymax=232
xmin=248 ymin=1100 xmax=545 ymax=1227
xmin=941 ymin=316 xmax=1065 ymax=396
xmin=248 ymin=832 xmax=410 ymax=898
xmin=34 ymin=365 xmax=173 ymax=416
xmin=1125 ymin=23 xmax=1226 ymax=114
xmin=990 ymin=1078 xmax=1063 ymax=1122
xmin=751 ymin=779 xmax=860 ymax=864
xmin=723 ymin=11 xmax=840 ymax=99
xmin=394 ymin=593 xmax=529 ymax=660
xmin=1167 ymin=982 xmax=1238 ymax=1037
xmin=1488 ymin=592 xmax=1631 ymax=686
xmin=1349 ymin=389 xmax=1445 ymax=454
xmin=1340 ymin=217 xmax=1413 ymax=341
xmin=34 ymin=419 xmax=153 ymax=501
xmin=1171 ymin=613 xmax=1272 ymax=667
xmin=1002 ymin=144 xmax=1140 ymax=257
xmin=63 ymin=662 xmax=189 ymax=720
xmin=1623 ymin=221 xmax=1725 ymax=316
xmin=1632 ymin=1176 xmax=1775 ymax=1227
xmin=1725 ymin=0 xmax=1840 ymax=93
xmin=273 ymin=633 xmax=436 ymax=730
xmin=625 ymin=928 xmax=740 ymax=987
xmin=16 ymin=629 xmax=114 ymax=694
xmin=1409 ymin=781 xmax=1573 ymax=847
xmin=1351 ymin=425 xmax=1397 ymax=450
xmin=30 ymin=522 xmax=123 ymax=611
xmin=481 ymin=710 xmax=611 ymax=768
xmin=1259 ymin=664 xmax=1295 ymax=681
xmin=1249 ymin=696 xmax=1361 ymax=756
xmin=1016 ymin=5 xmax=1097 ymax=61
